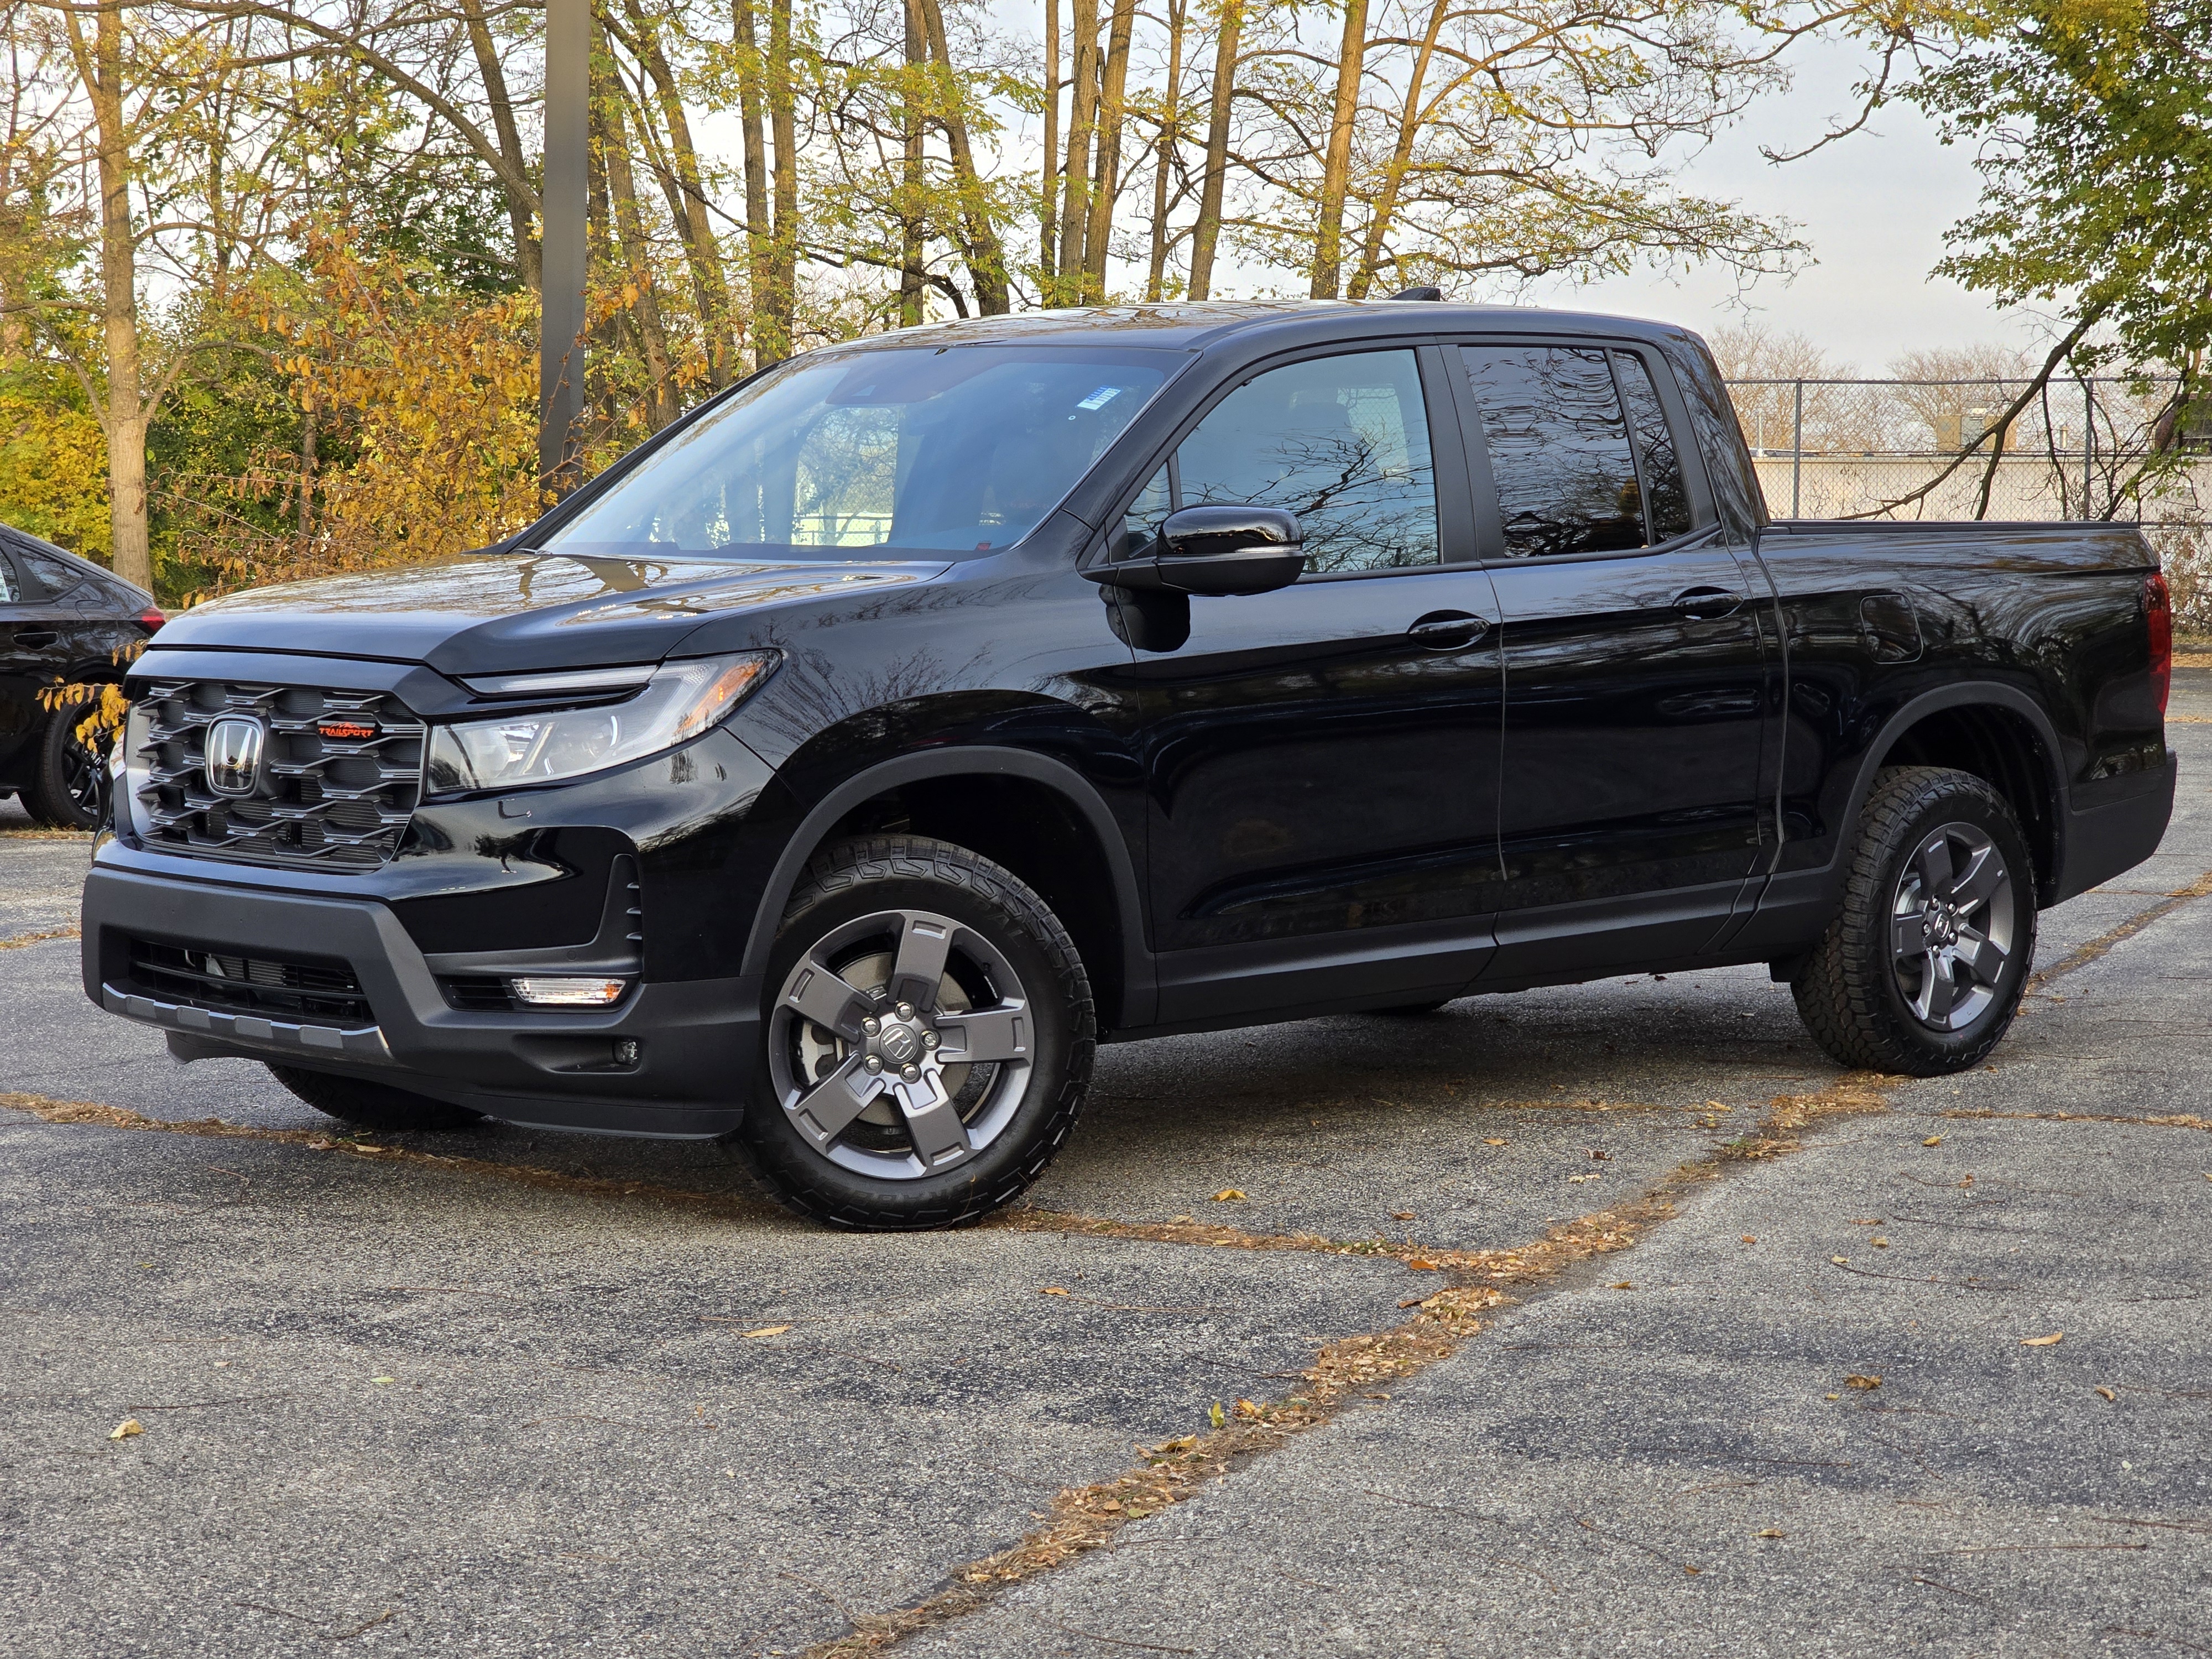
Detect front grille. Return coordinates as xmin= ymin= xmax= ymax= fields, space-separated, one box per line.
xmin=128 ymin=938 xmax=375 ymax=1025
xmin=132 ymin=679 xmax=425 ymax=869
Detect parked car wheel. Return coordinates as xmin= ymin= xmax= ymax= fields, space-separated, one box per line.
xmin=734 ymin=835 xmax=1095 ymax=1231
xmin=23 ymin=702 xmax=108 ymax=830
xmin=1791 ymin=766 xmax=2038 ymax=1076
xmin=267 ymin=1064 xmax=486 ymax=1132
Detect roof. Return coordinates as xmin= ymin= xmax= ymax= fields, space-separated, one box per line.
xmin=810 ymin=299 xmax=1702 ymax=357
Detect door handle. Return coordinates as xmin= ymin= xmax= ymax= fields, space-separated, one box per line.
xmin=1406 ymin=611 xmax=1489 ymax=649
xmin=15 ymin=630 xmax=59 ymax=649
xmin=1672 ymin=588 xmax=1743 ymax=621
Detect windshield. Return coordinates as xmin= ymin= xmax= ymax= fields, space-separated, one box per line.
xmin=544 ymin=344 xmax=1177 ymax=561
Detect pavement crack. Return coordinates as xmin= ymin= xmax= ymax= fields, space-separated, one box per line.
xmin=0 ymin=924 xmax=79 ymax=951
xmin=1940 ymin=1107 xmax=2212 ymax=1133
xmin=797 ymin=1072 xmax=1893 ymax=1656
xmin=2025 ymin=868 xmax=2212 ymax=994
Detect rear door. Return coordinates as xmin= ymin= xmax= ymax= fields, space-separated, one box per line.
xmin=0 ymin=545 xmax=82 ymax=778
xmin=1115 ymin=343 xmax=1507 ymax=1022
xmin=1451 ymin=339 xmax=1772 ymax=980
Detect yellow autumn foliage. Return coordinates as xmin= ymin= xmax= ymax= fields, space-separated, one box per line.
xmin=0 ymin=392 xmax=111 ymax=560
xmin=187 ymin=234 xmax=545 ymax=595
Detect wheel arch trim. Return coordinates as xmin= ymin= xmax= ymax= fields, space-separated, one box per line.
xmin=738 ymin=747 xmax=1154 ymax=1026
xmin=1841 ymin=681 xmax=2070 ymax=897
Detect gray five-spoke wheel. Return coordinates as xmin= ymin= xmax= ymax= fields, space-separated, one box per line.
xmin=768 ymin=907 xmax=1034 ymax=1180
xmin=1890 ymin=820 xmax=2016 ymax=1031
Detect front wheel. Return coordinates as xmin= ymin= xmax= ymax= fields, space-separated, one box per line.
xmin=1791 ymin=765 xmax=2038 ymax=1075
xmin=733 ymin=836 xmax=1094 ymax=1230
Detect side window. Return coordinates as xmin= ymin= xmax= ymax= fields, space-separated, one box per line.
xmin=1460 ymin=345 xmax=1644 ymax=558
xmin=1172 ymin=349 xmax=1438 ymax=574
xmin=1615 ymin=353 xmax=1694 ymax=542
xmin=0 ymin=556 xmax=17 ymax=604
xmin=14 ymin=546 xmax=87 ymax=601
xmin=1119 ymin=463 xmax=1171 ymax=557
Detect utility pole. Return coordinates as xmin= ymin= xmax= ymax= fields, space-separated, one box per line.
xmin=539 ymin=0 xmax=589 ymax=498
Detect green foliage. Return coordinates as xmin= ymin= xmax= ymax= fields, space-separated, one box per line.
xmin=1910 ymin=0 xmax=2212 ymax=377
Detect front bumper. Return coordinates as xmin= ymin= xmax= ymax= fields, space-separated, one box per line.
xmin=83 ymin=865 xmax=755 ymax=1137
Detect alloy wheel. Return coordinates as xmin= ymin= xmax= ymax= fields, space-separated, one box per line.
xmin=768 ymin=907 xmax=1034 ymax=1180
xmin=1890 ymin=820 xmax=2017 ymax=1031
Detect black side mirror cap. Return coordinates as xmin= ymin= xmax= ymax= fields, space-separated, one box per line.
xmin=1085 ymin=505 xmax=1306 ymax=597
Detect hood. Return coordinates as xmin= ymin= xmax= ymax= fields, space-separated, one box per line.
xmin=156 ymin=552 xmax=948 ymax=675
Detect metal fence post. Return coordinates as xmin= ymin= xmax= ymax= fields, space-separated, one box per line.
xmin=2083 ymin=379 xmax=2095 ymax=519
xmin=1791 ymin=380 xmax=1804 ymax=518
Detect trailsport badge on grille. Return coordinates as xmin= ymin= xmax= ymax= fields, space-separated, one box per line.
xmin=204 ymin=716 xmax=265 ymax=796
xmin=316 ymin=716 xmax=379 ymax=742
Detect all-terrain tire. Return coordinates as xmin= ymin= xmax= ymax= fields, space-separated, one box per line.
xmin=268 ymin=1064 xmax=486 ymax=1132
xmin=732 ymin=834 xmax=1095 ymax=1230
xmin=22 ymin=703 xmax=107 ymax=831
xmin=1791 ymin=765 xmax=2038 ymax=1076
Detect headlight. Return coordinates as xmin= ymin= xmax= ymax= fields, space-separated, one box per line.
xmin=426 ymin=651 xmax=778 ymax=792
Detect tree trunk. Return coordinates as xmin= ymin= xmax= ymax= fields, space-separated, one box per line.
xmin=1310 ymin=0 xmax=1369 ymax=300
xmin=594 ymin=43 xmax=680 ymax=432
xmin=899 ymin=0 xmax=927 ymax=326
xmin=1040 ymin=0 xmax=1060 ymax=283
xmin=620 ymin=0 xmax=735 ymax=384
xmin=1053 ymin=0 xmax=1100 ymax=299
xmin=1081 ymin=0 xmax=1138 ymax=299
xmin=919 ymin=0 xmax=1010 ymax=313
xmin=764 ymin=0 xmax=800 ymax=365
xmin=1187 ymin=0 xmax=1240 ymax=301
xmin=1348 ymin=0 xmax=1447 ymax=299
xmin=460 ymin=0 xmax=541 ymax=291
xmin=732 ymin=0 xmax=774 ymax=363
xmin=71 ymin=0 xmax=152 ymax=592
xmin=1145 ymin=0 xmax=1188 ymax=300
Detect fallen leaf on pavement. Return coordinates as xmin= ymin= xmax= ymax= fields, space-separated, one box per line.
xmin=2095 ymin=1386 xmax=2117 ymax=1401
xmin=1872 ymin=1237 xmax=1890 ymax=1248
xmin=1391 ymin=1211 xmax=1415 ymax=1221
xmin=1754 ymin=1529 xmax=1784 ymax=1539
xmin=1610 ymin=1281 xmax=1634 ymax=1290
xmin=742 ymin=1325 xmax=792 ymax=1338
xmin=1208 ymin=1401 xmax=1226 ymax=1428
xmin=108 ymin=1419 xmax=142 ymax=1440
xmin=1923 ymin=1135 xmax=1943 ymax=1146
xmin=1483 ymin=1138 xmax=1507 ymax=1146
xmin=1831 ymin=1256 xmax=1850 ymax=1266
xmin=1154 ymin=1434 xmax=1197 ymax=1453
xmin=1037 ymin=1288 xmax=1070 ymax=1297
xmin=1741 ymin=1235 xmax=1757 ymax=1244
xmin=372 ymin=1376 xmax=394 ymax=1385
xmin=2020 ymin=1332 xmax=2064 ymax=1347
xmin=1405 ymin=1258 xmax=1439 ymax=1271
xmin=1234 ymin=1399 xmax=1263 ymax=1420
xmin=1824 ymin=1392 xmax=1840 ymax=1400
xmin=1849 ymin=1218 xmax=1882 ymax=1224
xmin=1211 ymin=1188 xmax=1246 ymax=1202
xmin=1845 ymin=1374 xmax=1882 ymax=1390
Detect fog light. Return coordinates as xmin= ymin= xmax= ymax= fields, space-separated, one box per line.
xmin=509 ymin=976 xmax=630 ymax=1007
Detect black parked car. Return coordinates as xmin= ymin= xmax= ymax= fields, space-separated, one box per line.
xmin=1 ymin=525 xmax=163 ymax=828
xmin=81 ymin=301 xmax=2174 ymax=1228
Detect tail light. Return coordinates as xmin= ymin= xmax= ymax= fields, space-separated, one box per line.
xmin=2145 ymin=571 xmax=2171 ymax=716
xmin=137 ymin=606 xmax=165 ymax=633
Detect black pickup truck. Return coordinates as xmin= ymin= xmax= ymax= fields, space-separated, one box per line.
xmin=82 ymin=301 xmax=2175 ymax=1228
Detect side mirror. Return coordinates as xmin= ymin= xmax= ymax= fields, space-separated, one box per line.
xmin=1086 ymin=505 xmax=1306 ymax=597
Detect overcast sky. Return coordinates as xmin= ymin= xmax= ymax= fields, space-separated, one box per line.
xmin=1500 ymin=38 xmax=2042 ymax=371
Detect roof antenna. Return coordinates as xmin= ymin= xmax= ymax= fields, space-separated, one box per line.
xmin=1387 ymin=286 xmax=1443 ymax=301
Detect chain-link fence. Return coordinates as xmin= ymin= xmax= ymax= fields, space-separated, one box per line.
xmin=1724 ymin=377 xmax=2212 ymax=629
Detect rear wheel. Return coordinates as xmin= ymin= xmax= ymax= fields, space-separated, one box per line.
xmin=267 ymin=1064 xmax=485 ymax=1133
xmin=23 ymin=704 xmax=107 ymax=830
xmin=1791 ymin=766 xmax=2037 ymax=1075
xmin=733 ymin=835 xmax=1094 ymax=1230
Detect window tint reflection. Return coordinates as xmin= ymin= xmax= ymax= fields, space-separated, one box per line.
xmin=1461 ymin=345 xmax=1643 ymax=558
xmin=1615 ymin=353 xmax=1694 ymax=542
xmin=1169 ymin=350 xmax=1438 ymax=573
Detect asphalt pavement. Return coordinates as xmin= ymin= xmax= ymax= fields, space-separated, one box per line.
xmin=2 ymin=677 xmax=2206 ymax=1657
